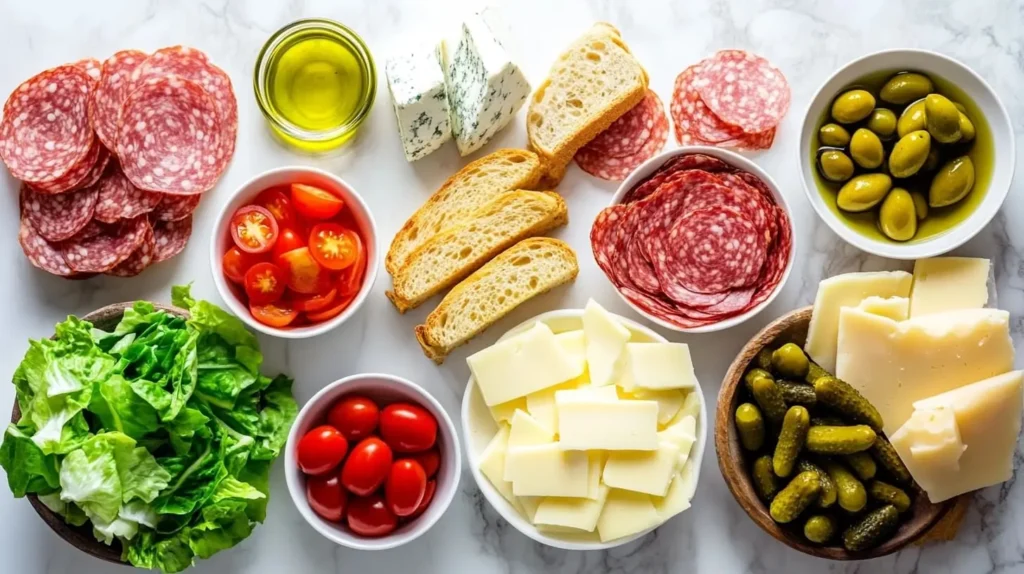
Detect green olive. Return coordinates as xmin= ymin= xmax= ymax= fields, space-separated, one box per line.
xmin=879 ymin=73 xmax=934 ymax=105
xmin=888 ymin=130 xmax=931 ymax=178
xmin=837 ymin=173 xmax=893 ymax=212
xmin=879 ymin=188 xmax=918 ymax=241
xmin=911 ymin=191 xmax=929 ymax=220
xmin=866 ymin=108 xmax=898 ymax=139
xmin=849 ymin=129 xmax=885 ymax=169
xmin=897 ymin=99 xmax=927 ymax=138
xmin=923 ymin=147 xmax=942 ymax=172
xmin=831 ymin=89 xmax=876 ymax=124
xmin=958 ymin=112 xmax=976 ymax=142
xmin=929 ymin=156 xmax=976 ymax=207
xmin=818 ymin=149 xmax=855 ymax=183
xmin=925 ymin=94 xmax=962 ymax=143
xmin=819 ymin=123 xmax=852 ymax=147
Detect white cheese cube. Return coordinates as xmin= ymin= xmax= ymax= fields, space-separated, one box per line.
xmin=910 ymin=257 xmax=991 ymax=317
xmin=556 ymin=398 xmax=659 ymax=451
xmin=385 ymin=43 xmax=451 ymax=161
xmin=627 ymin=388 xmax=684 ymax=425
xmin=505 ymin=410 xmax=554 ymax=480
xmin=533 ymin=484 xmax=610 ymax=532
xmin=583 ymin=299 xmax=632 ymax=387
xmin=602 ymin=440 xmax=681 ymax=496
xmin=488 ymin=396 xmax=526 ymax=424
xmin=478 ymin=425 xmax=515 ymax=504
xmin=653 ymin=472 xmax=692 ymax=520
xmin=468 ymin=322 xmax=583 ymax=406
xmin=619 ymin=343 xmax=697 ymax=391
xmin=597 ymin=489 xmax=661 ymax=542
xmin=856 ymin=295 xmax=910 ymax=321
xmin=506 ymin=443 xmax=590 ymax=497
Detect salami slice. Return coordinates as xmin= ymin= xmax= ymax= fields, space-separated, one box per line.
xmin=683 ymin=174 xmax=771 ymax=244
xmin=19 ymin=218 xmax=73 ymax=276
xmin=116 ymin=76 xmax=225 ymax=195
xmin=67 ymin=220 xmax=105 ymax=242
xmin=20 ymin=184 xmax=98 ymax=242
xmin=93 ymin=162 xmax=163 ymax=223
xmin=76 ymin=145 xmax=111 ymax=191
xmin=73 ymin=58 xmax=102 ymax=84
xmin=151 ymin=216 xmax=193 ymax=263
xmin=24 ymin=136 xmax=102 ymax=194
xmin=579 ymin=90 xmax=659 ymax=159
xmin=695 ymin=50 xmax=790 ymax=135
xmin=0 ymin=65 xmax=94 ymax=184
xmin=151 ymin=193 xmax=201 ymax=222
xmin=107 ymin=220 xmax=155 ymax=277
xmin=575 ymin=92 xmax=669 ymax=181
xmin=623 ymin=153 xmax=738 ymax=204
xmin=671 ymin=63 xmax=744 ymax=145
xmin=89 ymin=49 xmax=148 ymax=150
xmin=60 ymin=215 xmax=148 ymax=273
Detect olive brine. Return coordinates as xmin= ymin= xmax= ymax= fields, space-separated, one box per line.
xmin=735 ymin=342 xmax=915 ymax=551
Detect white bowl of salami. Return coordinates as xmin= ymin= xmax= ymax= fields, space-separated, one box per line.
xmin=592 ymin=148 xmax=794 ymax=333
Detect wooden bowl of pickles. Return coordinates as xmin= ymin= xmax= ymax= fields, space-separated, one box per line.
xmin=714 ymin=307 xmax=955 ymax=560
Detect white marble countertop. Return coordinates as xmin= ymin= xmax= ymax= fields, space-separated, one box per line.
xmin=1 ymin=0 xmax=1022 ymax=572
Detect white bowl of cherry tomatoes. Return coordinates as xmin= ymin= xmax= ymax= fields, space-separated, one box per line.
xmin=211 ymin=166 xmax=377 ymax=338
xmin=284 ymin=373 xmax=462 ymax=550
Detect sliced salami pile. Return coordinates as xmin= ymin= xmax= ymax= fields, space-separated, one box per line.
xmin=591 ymin=153 xmax=792 ymax=329
xmin=574 ymin=90 xmax=670 ymax=181
xmin=0 ymin=46 xmax=237 ymax=279
xmin=670 ymin=51 xmax=790 ymax=151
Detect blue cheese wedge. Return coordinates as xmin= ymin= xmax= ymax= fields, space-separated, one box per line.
xmin=444 ymin=12 xmax=530 ymax=156
xmin=385 ymin=43 xmax=451 ymax=161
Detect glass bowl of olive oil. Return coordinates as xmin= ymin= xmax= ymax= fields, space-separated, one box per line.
xmin=254 ymin=19 xmax=377 ymax=153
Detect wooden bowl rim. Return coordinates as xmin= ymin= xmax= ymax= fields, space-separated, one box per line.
xmin=11 ymin=302 xmax=189 ymax=565
xmin=714 ymin=306 xmax=955 ymax=560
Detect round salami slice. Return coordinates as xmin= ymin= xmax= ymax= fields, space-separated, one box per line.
xmin=19 ymin=218 xmax=73 ymax=276
xmin=671 ymin=63 xmax=744 ymax=145
xmin=748 ymin=206 xmax=793 ymax=309
xmin=75 ymin=145 xmax=111 ymax=191
xmin=67 ymin=220 xmax=105 ymax=242
xmin=20 ymin=184 xmax=98 ymax=242
xmin=106 ymin=220 xmax=155 ymax=277
xmin=575 ymin=92 xmax=669 ymax=181
xmin=24 ymin=136 xmax=103 ymax=194
xmin=0 ymin=65 xmax=94 ymax=184
xmin=579 ymin=90 xmax=659 ymax=159
xmin=89 ymin=49 xmax=148 ymax=150
xmin=93 ymin=162 xmax=163 ymax=223
xmin=695 ymin=50 xmax=790 ymax=135
xmin=73 ymin=58 xmax=102 ymax=84
xmin=683 ymin=174 xmax=771 ymax=247
xmin=151 ymin=216 xmax=193 ymax=263
xmin=590 ymin=206 xmax=626 ymax=284
xmin=60 ymin=215 xmax=148 ymax=273
xmin=117 ymin=76 xmax=225 ymax=195
xmin=151 ymin=193 xmax=201 ymax=222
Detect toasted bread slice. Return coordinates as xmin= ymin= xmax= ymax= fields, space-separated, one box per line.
xmin=415 ymin=238 xmax=579 ymax=363
xmin=526 ymin=23 xmax=648 ymax=183
xmin=385 ymin=149 xmax=544 ymax=276
xmin=387 ymin=191 xmax=568 ymax=313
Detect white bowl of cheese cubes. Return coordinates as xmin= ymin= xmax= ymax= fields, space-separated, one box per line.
xmin=461 ymin=300 xmax=707 ymax=549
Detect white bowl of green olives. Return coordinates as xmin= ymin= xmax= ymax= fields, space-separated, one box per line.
xmin=799 ymin=49 xmax=1014 ymax=259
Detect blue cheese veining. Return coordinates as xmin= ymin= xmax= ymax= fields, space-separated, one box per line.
xmin=385 ymin=42 xmax=451 ymax=162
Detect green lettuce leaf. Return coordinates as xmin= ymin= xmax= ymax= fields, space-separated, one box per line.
xmin=126 ymin=530 xmax=195 ymax=573
xmin=58 ymin=433 xmax=125 ymax=524
xmin=0 ymin=425 xmax=59 ymax=496
xmin=88 ymin=374 xmax=161 ymax=439
xmin=172 ymin=285 xmax=261 ymax=374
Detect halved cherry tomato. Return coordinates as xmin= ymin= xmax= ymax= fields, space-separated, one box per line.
xmin=309 ymin=224 xmax=360 ymax=271
xmin=272 ymin=227 xmax=306 ymax=261
xmin=406 ymin=479 xmax=436 ymax=520
xmin=305 ymin=294 xmax=355 ymax=323
xmin=250 ymin=301 xmax=299 ymax=328
xmin=406 ymin=448 xmax=440 ymax=478
xmin=292 ymin=288 xmax=337 ymax=313
xmin=222 ymin=246 xmax=265 ymax=284
xmin=297 ymin=425 xmax=349 ymax=476
xmin=291 ymin=183 xmax=344 ymax=220
xmin=230 ymin=205 xmax=278 ymax=253
xmin=341 ymin=437 xmax=393 ymax=496
xmin=385 ymin=459 xmax=427 ymax=517
xmin=244 ymin=262 xmax=286 ymax=305
xmin=337 ymin=240 xmax=366 ymax=298
xmin=346 ymin=493 xmax=397 ymax=537
xmin=327 ymin=396 xmax=379 ymax=441
xmin=276 ymin=246 xmax=325 ymax=294
xmin=306 ymin=474 xmax=348 ymax=522
xmin=256 ymin=187 xmax=298 ymax=230
xmin=379 ymin=403 xmax=438 ymax=453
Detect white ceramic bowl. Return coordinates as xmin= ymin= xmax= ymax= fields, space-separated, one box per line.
xmin=210 ymin=166 xmax=378 ymax=338
xmin=461 ymin=309 xmax=709 ymax=550
xmin=799 ymin=49 xmax=1015 ymax=259
xmin=284 ymin=373 xmax=462 ymax=551
xmin=607 ymin=146 xmax=795 ymax=334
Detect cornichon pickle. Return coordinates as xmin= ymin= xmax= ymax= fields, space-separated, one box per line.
xmin=778 ymin=380 xmax=817 ymax=407
xmin=844 ymin=452 xmax=877 ymax=480
xmin=744 ymin=367 xmax=773 ymax=392
xmin=806 ymin=425 xmax=877 ymax=455
xmin=812 ymin=376 xmax=884 ymax=431
xmin=843 ymin=505 xmax=899 ymax=551
xmin=752 ymin=376 xmax=788 ymax=426
xmin=797 ymin=459 xmax=837 ymax=509
xmin=771 ymin=343 xmax=810 ymax=378
xmin=823 ymin=460 xmax=867 ymax=512
xmin=804 ymin=515 xmax=837 ymax=544
xmin=805 ymin=362 xmax=829 ymax=385
xmin=869 ymin=480 xmax=912 ymax=513
xmin=773 ymin=406 xmax=810 ymax=477
xmin=810 ymin=415 xmax=845 ymax=427
xmin=756 ymin=348 xmax=774 ymax=371
xmin=870 ymin=437 xmax=912 ymax=484
xmin=769 ymin=471 xmax=821 ymax=524
xmin=752 ymin=455 xmax=780 ymax=502
xmin=735 ymin=403 xmax=766 ymax=451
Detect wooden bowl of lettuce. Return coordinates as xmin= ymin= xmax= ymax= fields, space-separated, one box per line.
xmin=3 ymin=286 xmax=298 ymax=572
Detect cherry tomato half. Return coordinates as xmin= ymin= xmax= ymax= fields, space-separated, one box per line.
xmin=379 ymin=403 xmax=438 ymax=453
xmin=327 ymin=396 xmax=380 ymax=442
xmin=276 ymin=246 xmax=325 ymax=294
xmin=304 ymin=294 xmax=355 ymax=323
xmin=337 ymin=236 xmax=366 ymax=298
xmin=341 ymin=437 xmax=393 ymax=496
xmin=244 ymin=262 xmax=286 ymax=305
xmin=407 ymin=479 xmax=436 ymax=520
xmin=250 ymin=301 xmax=299 ymax=328
xmin=256 ymin=187 xmax=298 ymax=230
xmin=272 ymin=227 xmax=306 ymax=261
xmin=406 ymin=448 xmax=440 ymax=478
xmin=292 ymin=287 xmax=337 ymax=313
xmin=346 ymin=493 xmax=397 ymax=537
xmin=297 ymin=425 xmax=349 ymax=476
xmin=230 ymin=205 xmax=278 ymax=254
xmin=222 ymin=246 xmax=265 ymax=284
xmin=385 ymin=459 xmax=427 ymax=517
xmin=306 ymin=474 xmax=348 ymax=522
xmin=309 ymin=223 xmax=360 ymax=271
xmin=291 ymin=183 xmax=344 ymax=220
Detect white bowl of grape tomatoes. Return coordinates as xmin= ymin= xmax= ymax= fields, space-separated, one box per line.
xmin=211 ymin=166 xmax=377 ymax=338
xmin=592 ymin=147 xmax=795 ymax=333
xmin=285 ymin=373 xmax=461 ymax=550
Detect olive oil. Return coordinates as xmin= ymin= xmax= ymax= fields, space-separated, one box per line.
xmin=812 ymin=70 xmax=993 ymax=244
